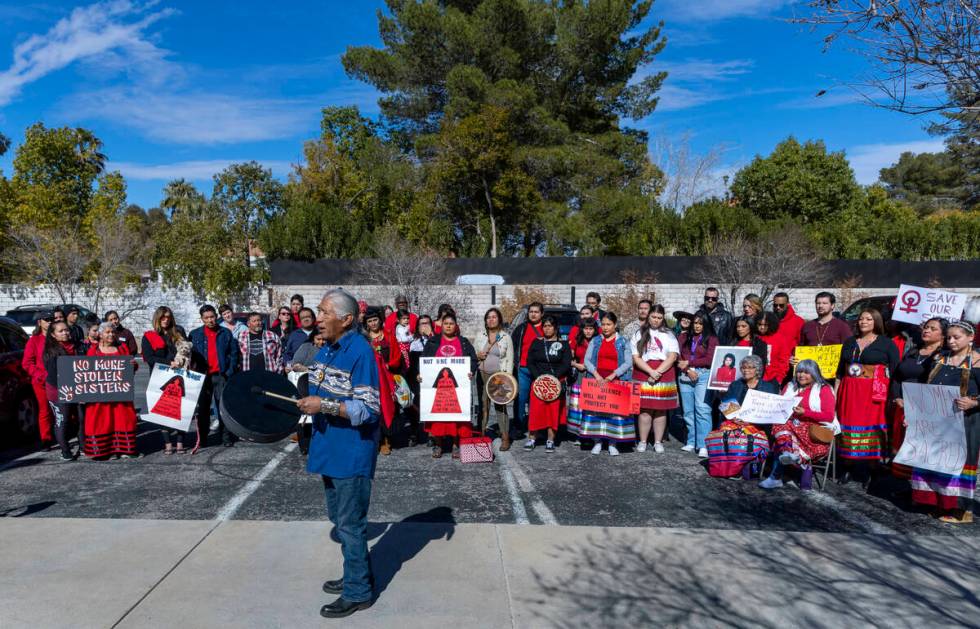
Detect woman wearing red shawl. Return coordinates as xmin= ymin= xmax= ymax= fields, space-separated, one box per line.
xmin=364 ymin=308 xmax=402 ymax=455
xmin=84 ymin=322 xmax=139 ymax=459
xmin=419 ymin=312 xmax=479 ymax=459
xmin=43 ymin=321 xmax=79 ymax=461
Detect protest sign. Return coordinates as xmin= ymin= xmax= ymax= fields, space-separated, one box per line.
xmin=794 ymin=344 xmax=842 ymax=379
xmin=420 ymin=356 xmax=472 ymax=422
xmin=738 ymin=389 xmax=800 ymax=424
xmin=57 ymin=355 xmax=134 ymax=403
xmin=894 ymin=383 xmax=967 ymax=475
xmin=892 ymin=284 xmax=966 ymax=325
xmin=580 ymin=378 xmax=641 ymax=415
xmin=141 ymin=364 xmax=205 ymax=432
xmin=707 ymin=346 xmax=752 ymax=391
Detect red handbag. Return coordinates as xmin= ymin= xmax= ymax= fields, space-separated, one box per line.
xmin=459 ymin=437 xmax=494 ymax=464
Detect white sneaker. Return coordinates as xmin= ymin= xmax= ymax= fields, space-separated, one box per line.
xmin=636 ymin=442 xmax=647 ymax=453
xmin=590 ymin=443 xmax=602 ymax=455
xmin=779 ymin=452 xmax=801 ymax=466
xmin=653 ymin=442 xmax=665 ymax=453
xmin=697 ymin=447 xmax=708 ymax=458
xmin=608 ymin=445 xmax=620 ymax=456
xmin=680 ymin=444 xmax=695 ymax=453
xmin=759 ymin=477 xmax=784 ymax=490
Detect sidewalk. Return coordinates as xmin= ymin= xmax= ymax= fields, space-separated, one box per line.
xmin=2 ymin=517 xmax=979 ymax=628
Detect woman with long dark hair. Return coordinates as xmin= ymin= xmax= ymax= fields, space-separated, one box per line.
xmin=678 ymin=313 xmax=719 ymax=457
xmin=406 ymin=315 xmax=435 ymax=446
xmin=525 ymin=315 xmax=572 ymax=452
xmin=364 ymin=307 xmax=402 ymax=456
xmin=476 ymin=307 xmax=514 ymax=450
xmin=43 ymin=321 xmax=79 ymax=461
xmin=631 ymin=305 xmax=679 ymax=453
xmin=420 ymin=312 xmax=479 ymax=459
xmin=270 ymin=306 xmax=295 ymax=341
xmin=23 ymin=312 xmax=55 ymax=446
xmin=567 ymin=317 xmax=598 ymax=440
xmin=142 ymin=306 xmax=188 ymax=454
xmin=580 ymin=312 xmax=634 ymax=456
xmin=732 ymin=317 xmax=769 ymax=369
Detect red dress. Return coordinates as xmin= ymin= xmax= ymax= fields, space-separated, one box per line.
xmin=83 ymin=345 xmax=138 ymax=458
xmin=370 ymin=333 xmax=401 ymax=431
xmin=425 ymin=336 xmax=472 ymax=439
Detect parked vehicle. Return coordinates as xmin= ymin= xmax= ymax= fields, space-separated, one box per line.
xmin=508 ymin=303 xmax=581 ymax=341
xmin=0 ymin=316 xmax=38 ymax=441
xmin=841 ymin=295 xmax=896 ymax=322
xmin=5 ymin=304 xmax=100 ymax=335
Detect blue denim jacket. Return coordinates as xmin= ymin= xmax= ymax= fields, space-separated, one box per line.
xmin=583 ymin=334 xmax=633 ymax=381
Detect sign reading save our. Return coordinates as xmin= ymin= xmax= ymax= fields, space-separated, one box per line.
xmin=579 ymin=378 xmax=641 ymax=416
xmin=57 ymin=355 xmax=134 ymax=403
xmin=893 ymin=284 xmax=966 ymax=325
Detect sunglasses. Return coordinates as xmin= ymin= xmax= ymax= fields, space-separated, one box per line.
xmin=773 ymin=303 xmax=788 ymax=309
xmin=703 ymin=296 xmax=718 ymax=302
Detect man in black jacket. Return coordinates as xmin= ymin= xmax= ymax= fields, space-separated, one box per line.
xmin=511 ymin=302 xmax=544 ymax=438
xmin=696 ymin=287 xmax=734 ymax=345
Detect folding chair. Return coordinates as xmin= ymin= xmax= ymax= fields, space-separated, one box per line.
xmin=809 ymin=434 xmax=837 ymax=491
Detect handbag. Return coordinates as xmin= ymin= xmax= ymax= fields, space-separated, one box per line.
xmin=808 ymin=424 xmax=835 ymax=444
xmin=459 ymin=436 xmax=494 ymax=464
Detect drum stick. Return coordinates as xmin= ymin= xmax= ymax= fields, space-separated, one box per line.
xmin=250 ymin=386 xmax=298 ymax=403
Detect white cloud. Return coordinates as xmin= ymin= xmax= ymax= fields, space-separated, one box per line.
xmin=660 ymin=0 xmax=792 ymax=22
xmin=778 ymin=89 xmax=866 ymax=110
xmin=644 ymin=58 xmax=754 ymax=112
xmin=110 ymin=159 xmax=294 ymax=181
xmin=0 ymin=0 xmax=175 ymax=106
xmin=847 ymin=139 xmax=946 ymax=185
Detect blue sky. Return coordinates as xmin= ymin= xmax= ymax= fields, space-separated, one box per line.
xmin=0 ymin=0 xmax=946 ymax=210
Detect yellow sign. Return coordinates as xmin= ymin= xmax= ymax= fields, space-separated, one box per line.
xmin=795 ymin=344 xmax=843 ymax=379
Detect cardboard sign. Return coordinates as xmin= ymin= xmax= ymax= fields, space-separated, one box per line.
xmin=707 ymin=346 xmax=752 ymax=391
xmin=739 ymin=389 xmax=800 ymax=424
xmin=57 ymin=355 xmax=135 ymax=403
xmin=420 ymin=356 xmax=472 ymax=422
xmin=893 ymin=284 xmax=966 ymax=325
xmin=579 ymin=378 xmax=641 ymax=415
xmin=141 ymin=364 xmax=205 ymax=432
xmin=894 ymin=383 xmax=967 ymax=475
xmin=794 ymin=344 xmax=842 ymax=379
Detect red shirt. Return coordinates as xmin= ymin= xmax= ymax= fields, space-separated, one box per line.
xmin=204 ymin=326 xmax=220 ymax=374
xmin=596 ymin=336 xmax=620 ymax=378
xmin=519 ymin=323 xmax=543 ymax=367
xmin=437 ymin=335 xmax=463 ymax=357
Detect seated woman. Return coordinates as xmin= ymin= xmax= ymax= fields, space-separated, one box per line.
xmin=759 ymin=359 xmax=837 ymax=491
xmin=706 ymin=355 xmax=779 ymax=478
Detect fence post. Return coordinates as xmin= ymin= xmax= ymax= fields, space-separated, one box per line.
xmin=570 ymin=286 xmax=576 ymax=306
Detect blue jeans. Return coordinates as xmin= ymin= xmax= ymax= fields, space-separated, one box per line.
xmin=679 ymin=368 xmax=711 ymax=449
xmin=513 ymin=367 xmax=532 ymax=435
xmin=322 ymin=476 xmax=373 ymax=602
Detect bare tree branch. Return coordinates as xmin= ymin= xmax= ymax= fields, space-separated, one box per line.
xmin=652 ymin=133 xmax=729 ymax=211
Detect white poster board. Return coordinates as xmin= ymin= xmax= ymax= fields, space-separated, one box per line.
xmin=420 ymin=356 xmax=472 ymax=422
xmin=893 ymin=284 xmax=966 ymax=325
xmin=707 ymin=345 xmax=753 ymax=391
xmin=141 ymin=364 xmax=205 ymax=432
xmin=739 ymin=389 xmax=801 ymax=424
xmin=894 ymin=382 xmax=967 ymax=475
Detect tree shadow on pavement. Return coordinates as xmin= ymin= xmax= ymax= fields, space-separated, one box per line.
xmin=0 ymin=500 xmax=55 ymax=517
xmin=369 ymin=506 xmax=456 ymax=600
xmin=526 ymin=528 xmax=980 ymax=628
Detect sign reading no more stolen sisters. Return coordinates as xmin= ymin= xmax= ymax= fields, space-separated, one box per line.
xmin=57 ymin=355 xmax=134 ymax=403
xmin=419 ymin=356 xmax=472 ymax=422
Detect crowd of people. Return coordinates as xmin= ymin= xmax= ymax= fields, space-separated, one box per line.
xmin=20 ymin=287 xmax=980 ymax=524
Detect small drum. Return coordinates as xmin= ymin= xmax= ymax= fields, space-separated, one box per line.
xmin=485 ymin=371 xmax=518 ymax=405
xmin=220 ymin=370 xmax=302 ymax=443
xmin=532 ymin=374 xmax=562 ymax=402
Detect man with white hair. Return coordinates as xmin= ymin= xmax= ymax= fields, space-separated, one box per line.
xmin=297 ymin=289 xmax=381 ymax=619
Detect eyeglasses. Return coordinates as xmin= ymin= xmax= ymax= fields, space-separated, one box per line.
xmin=703 ymin=296 xmax=718 ymax=302
xmin=773 ymin=303 xmax=788 ymax=309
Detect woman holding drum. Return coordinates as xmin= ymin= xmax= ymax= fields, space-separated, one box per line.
xmin=525 ymin=316 xmax=572 ymax=452
xmin=475 ymin=308 xmax=514 ymax=450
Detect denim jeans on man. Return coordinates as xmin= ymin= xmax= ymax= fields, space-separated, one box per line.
xmin=323 ymin=476 xmax=373 ymax=602
xmin=513 ymin=366 xmax=532 ymax=436
xmin=679 ymin=367 xmax=712 ymax=449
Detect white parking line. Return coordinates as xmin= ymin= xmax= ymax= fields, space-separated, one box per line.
xmin=213 ymin=442 xmax=297 ymax=521
xmin=499 ymin=465 xmax=530 ymax=525
xmin=496 ymin=449 xmax=558 ymax=525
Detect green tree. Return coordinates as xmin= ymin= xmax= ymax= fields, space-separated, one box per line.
xmin=161 ymin=178 xmax=208 ymax=217
xmin=211 ymin=161 xmax=284 ymax=270
xmin=676 ymin=199 xmax=761 ymax=255
xmin=730 ymin=137 xmax=860 ymax=224
xmin=879 ymin=150 xmax=968 ymax=213
xmin=342 ymin=0 xmax=668 ymax=256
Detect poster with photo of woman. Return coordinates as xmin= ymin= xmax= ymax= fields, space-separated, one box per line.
xmin=707 ymin=346 xmax=752 ymax=391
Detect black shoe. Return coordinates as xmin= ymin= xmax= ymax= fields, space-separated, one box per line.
xmin=59 ymin=452 xmax=75 ymax=462
xmin=320 ymin=597 xmax=372 ymax=618
xmin=322 ymin=578 xmax=344 ymax=595
xmin=222 ymin=438 xmax=234 ymax=447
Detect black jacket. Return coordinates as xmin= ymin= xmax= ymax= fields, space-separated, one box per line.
xmin=527 ymin=338 xmax=572 ymax=381
xmin=510 ymin=321 xmax=543 ymax=375
xmin=697 ymin=304 xmax=734 ymax=346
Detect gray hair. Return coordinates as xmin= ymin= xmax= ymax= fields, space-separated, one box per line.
xmin=739 ymin=354 xmax=764 ymax=374
xmin=322 ymin=288 xmax=359 ymax=324
xmin=794 ymin=359 xmax=828 ymax=387
xmin=98 ymin=321 xmax=115 ymax=334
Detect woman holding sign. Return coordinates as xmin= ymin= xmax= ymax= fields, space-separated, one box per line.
xmin=835 ymin=308 xmax=899 ymax=486
xmin=631 ymin=305 xmax=679 ymax=453
xmin=84 ymin=323 xmax=139 ymax=459
xmin=142 ymin=306 xmax=189 ymax=455
xmin=421 ymin=312 xmax=478 ymax=459
xmin=759 ymin=360 xmax=837 ymax=490
xmin=525 ymin=316 xmax=572 ymax=452
xmin=910 ymin=321 xmax=980 ymax=523
xmin=581 ymin=312 xmax=634 ymax=456
xmin=43 ymin=321 xmax=80 ymax=461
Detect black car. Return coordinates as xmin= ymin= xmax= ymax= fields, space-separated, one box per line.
xmin=0 ymin=316 xmax=38 ymax=441
xmin=508 ymin=303 xmax=581 ymax=341
xmin=841 ymin=295 xmax=897 ymax=322
xmin=5 ymin=303 xmax=100 ymax=335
